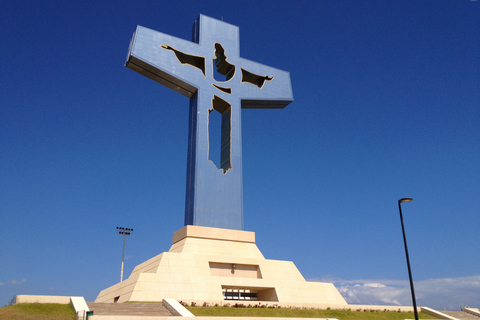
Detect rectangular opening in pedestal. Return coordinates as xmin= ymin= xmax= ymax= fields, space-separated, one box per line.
xmin=222 ymin=286 xmax=278 ymax=302
xmin=209 ymin=262 xmax=262 ymax=279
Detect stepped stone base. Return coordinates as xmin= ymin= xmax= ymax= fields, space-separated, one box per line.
xmin=95 ymin=226 xmax=348 ymax=308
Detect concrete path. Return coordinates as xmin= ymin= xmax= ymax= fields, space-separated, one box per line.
xmin=441 ymin=311 xmax=480 ymax=320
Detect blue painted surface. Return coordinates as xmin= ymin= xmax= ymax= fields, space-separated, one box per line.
xmin=125 ymin=15 xmax=293 ymax=230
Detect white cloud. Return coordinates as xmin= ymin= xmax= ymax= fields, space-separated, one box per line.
xmin=311 ymin=275 xmax=480 ymax=311
xmin=10 ymin=279 xmax=27 ymax=285
xmin=1 ymin=279 xmax=27 ymax=286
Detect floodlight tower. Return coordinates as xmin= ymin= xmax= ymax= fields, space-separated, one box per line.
xmin=117 ymin=226 xmax=133 ymax=282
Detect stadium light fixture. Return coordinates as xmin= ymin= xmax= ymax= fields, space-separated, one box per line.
xmin=117 ymin=226 xmax=133 ymax=282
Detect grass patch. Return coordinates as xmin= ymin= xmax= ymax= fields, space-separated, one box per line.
xmin=0 ymin=303 xmax=76 ymax=320
xmin=186 ymin=306 xmax=438 ymax=319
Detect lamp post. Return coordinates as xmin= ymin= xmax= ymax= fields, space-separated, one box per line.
xmin=398 ymin=198 xmax=418 ymax=320
xmin=117 ymin=227 xmax=133 ymax=282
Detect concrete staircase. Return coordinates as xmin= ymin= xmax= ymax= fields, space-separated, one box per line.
xmin=441 ymin=311 xmax=480 ymax=320
xmin=86 ymin=302 xmax=174 ymax=317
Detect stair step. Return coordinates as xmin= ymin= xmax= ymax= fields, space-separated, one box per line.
xmin=86 ymin=302 xmax=173 ymax=316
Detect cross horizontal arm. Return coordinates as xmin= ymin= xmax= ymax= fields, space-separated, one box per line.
xmin=239 ymin=57 xmax=293 ymax=109
xmin=126 ymin=26 xmax=206 ymax=98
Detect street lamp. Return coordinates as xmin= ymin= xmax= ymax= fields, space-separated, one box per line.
xmin=398 ymin=198 xmax=418 ymax=320
xmin=117 ymin=226 xmax=133 ymax=282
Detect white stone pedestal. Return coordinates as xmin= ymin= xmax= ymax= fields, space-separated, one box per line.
xmin=95 ymin=226 xmax=348 ymax=308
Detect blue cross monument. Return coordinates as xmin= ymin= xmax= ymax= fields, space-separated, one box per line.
xmin=126 ymin=15 xmax=293 ymax=230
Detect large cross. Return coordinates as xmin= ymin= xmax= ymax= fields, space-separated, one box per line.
xmin=126 ymin=15 xmax=293 ymax=230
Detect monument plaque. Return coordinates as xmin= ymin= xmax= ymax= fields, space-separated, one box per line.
xmin=125 ymin=14 xmax=293 ymax=230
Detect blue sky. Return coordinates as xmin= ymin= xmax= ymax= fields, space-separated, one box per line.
xmin=1 ymin=0 xmax=479 ymax=311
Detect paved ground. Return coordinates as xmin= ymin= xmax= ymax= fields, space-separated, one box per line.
xmin=86 ymin=302 xmax=480 ymax=320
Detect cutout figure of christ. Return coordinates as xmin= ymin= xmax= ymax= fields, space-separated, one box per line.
xmin=161 ymin=42 xmax=273 ymax=173
xmin=125 ymin=15 xmax=293 ymax=230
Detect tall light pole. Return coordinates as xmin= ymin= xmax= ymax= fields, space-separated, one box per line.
xmin=117 ymin=227 xmax=133 ymax=282
xmin=398 ymin=198 xmax=418 ymax=320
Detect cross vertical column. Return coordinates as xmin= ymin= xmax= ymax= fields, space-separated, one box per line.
xmin=184 ymin=89 xmax=244 ymax=229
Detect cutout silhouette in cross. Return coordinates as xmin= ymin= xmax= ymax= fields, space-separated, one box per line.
xmin=126 ymin=15 xmax=293 ymax=230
